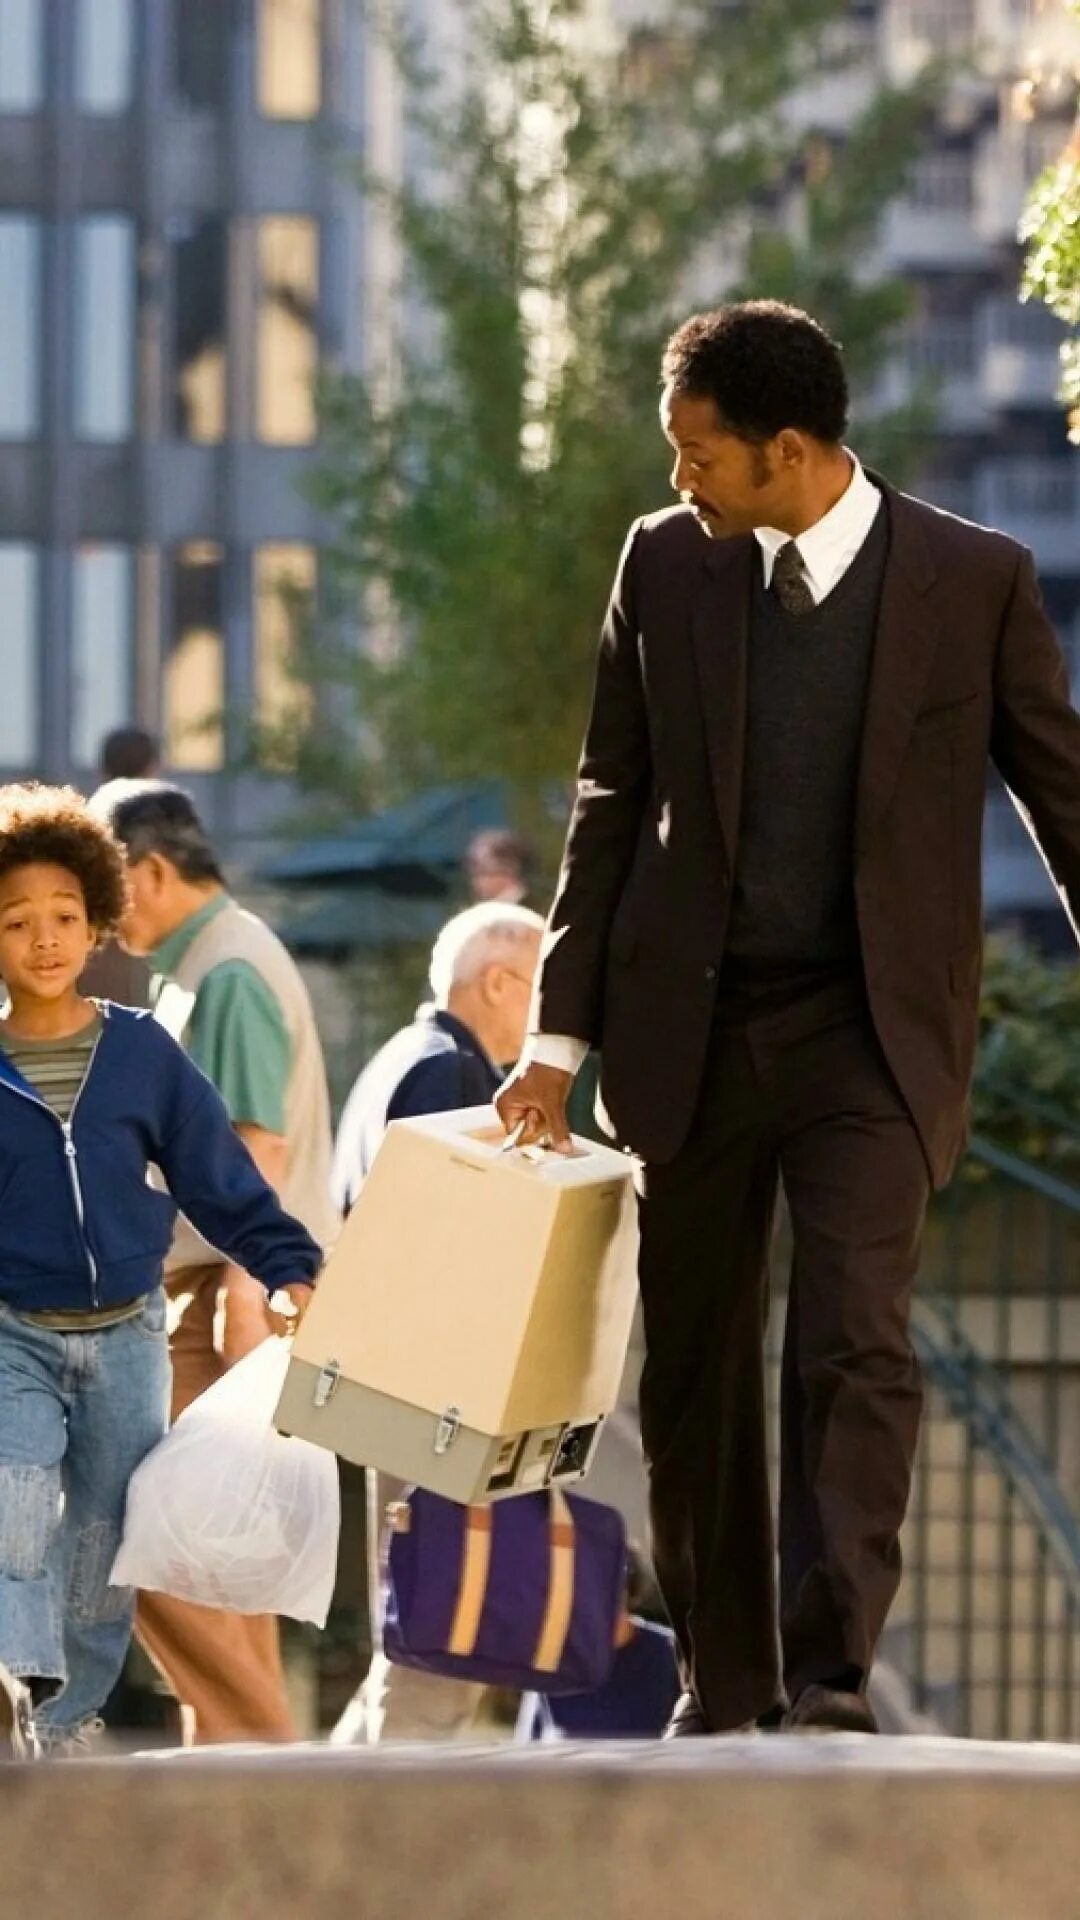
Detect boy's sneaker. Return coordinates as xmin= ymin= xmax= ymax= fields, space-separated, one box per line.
xmin=0 ymin=1660 xmax=34 ymax=1761
xmin=36 ymin=1716 xmax=107 ymax=1761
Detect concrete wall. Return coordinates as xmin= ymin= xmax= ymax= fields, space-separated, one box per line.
xmin=5 ymin=1741 xmax=1080 ymax=1920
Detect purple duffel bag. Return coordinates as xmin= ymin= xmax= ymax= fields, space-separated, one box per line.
xmin=383 ymin=1484 xmax=627 ymax=1694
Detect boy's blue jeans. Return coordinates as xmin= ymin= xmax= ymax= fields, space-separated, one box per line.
xmin=0 ymin=1289 xmax=170 ymax=1733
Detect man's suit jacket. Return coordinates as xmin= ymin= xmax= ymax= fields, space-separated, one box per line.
xmin=534 ymin=479 xmax=1080 ymax=1186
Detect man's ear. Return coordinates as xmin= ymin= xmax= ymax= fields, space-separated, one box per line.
xmin=480 ymin=963 xmax=504 ymax=1006
xmin=776 ymin=428 xmax=807 ymax=469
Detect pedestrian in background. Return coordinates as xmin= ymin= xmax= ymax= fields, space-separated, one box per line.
xmin=98 ymin=728 xmax=160 ymax=784
xmin=0 ymin=784 xmax=319 ymax=1760
xmin=332 ymin=901 xmax=543 ymax=1214
xmin=464 ymin=827 xmax=537 ymax=908
xmin=80 ymin=730 xmax=161 ymax=1010
xmin=92 ymin=779 xmax=338 ymax=1745
xmin=331 ymin=903 xmax=543 ymax=1741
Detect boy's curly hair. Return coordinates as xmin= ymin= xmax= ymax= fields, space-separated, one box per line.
xmin=0 ymin=783 xmax=130 ymax=939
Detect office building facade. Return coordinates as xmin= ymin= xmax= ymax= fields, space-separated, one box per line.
xmin=1 ymin=0 xmax=1077 ymax=918
xmin=875 ymin=0 xmax=1079 ymax=932
xmin=0 ymin=0 xmax=367 ymax=841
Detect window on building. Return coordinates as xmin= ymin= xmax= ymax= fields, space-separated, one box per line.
xmin=256 ymin=218 xmax=319 ymax=444
xmin=0 ymin=545 xmax=38 ymax=766
xmin=0 ymin=0 xmax=42 ymax=109
xmin=906 ymin=318 xmax=975 ymax=378
xmin=1025 ymin=120 xmax=1072 ymax=183
xmin=171 ymin=217 xmax=227 ymax=443
xmin=72 ymin=546 xmax=133 ymax=767
xmin=257 ymin=0 xmax=322 ymax=119
xmin=75 ymin=218 xmax=135 ymax=440
xmin=996 ymin=459 xmax=1076 ymax=518
xmin=910 ymin=152 xmax=974 ymax=213
xmin=165 ymin=543 xmax=225 ymax=769
xmin=0 ymin=217 xmax=40 ymax=436
xmin=174 ymin=0 xmax=233 ymax=111
xmin=75 ymin=0 xmax=134 ymax=113
xmin=898 ymin=0 xmax=974 ymax=46
xmin=254 ymin=545 xmax=316 ymax=732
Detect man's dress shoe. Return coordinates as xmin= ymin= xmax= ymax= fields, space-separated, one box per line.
xmin=782 ymin=1684 xmax=879 ymax=1733
xmin=662 ymin=1691 xmax=709 ymax=1739
xmin=662 ymin=1692 xmax=758 ymax=1738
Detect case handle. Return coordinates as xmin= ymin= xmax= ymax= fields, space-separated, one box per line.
xmin=497 ymin=1120 xmax=583 ymax=1163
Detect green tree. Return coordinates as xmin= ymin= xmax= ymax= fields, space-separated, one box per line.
xmin=1020 ymin=4 xmax=1080 ymax=442
xmin=971 ymin=934 xmax=1080 ymax=1179
xmin=278 ymin=0 xmax=939 ymax=842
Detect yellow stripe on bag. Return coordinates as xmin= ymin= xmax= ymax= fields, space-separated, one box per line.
xmin=448 ymin=1506 xmax=493 ymax=1657
xmin=533 ymin=1488 xmax=576 ymax=1674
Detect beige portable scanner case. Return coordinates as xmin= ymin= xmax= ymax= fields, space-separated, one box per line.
xmin=274 ymin=1106 xmax=639 ymax=1503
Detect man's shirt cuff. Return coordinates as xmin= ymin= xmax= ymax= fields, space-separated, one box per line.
xmin=521 ymin=1033 xmax=590 ymax=1076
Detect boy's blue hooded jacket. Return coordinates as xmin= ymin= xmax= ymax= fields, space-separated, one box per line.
xmin=0 ymin=1002 xmax=322 ymax=1312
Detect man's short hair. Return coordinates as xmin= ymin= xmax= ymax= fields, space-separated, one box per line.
xmin=661 ymin=301 xmax=849 ymax=444
xmin=89 ymin=780 xmax=225 ymax=887
xmin=429 ymin=902 xmax=544 ymax=1005
xmin=99 ymin=726 xmax=160 ymax=782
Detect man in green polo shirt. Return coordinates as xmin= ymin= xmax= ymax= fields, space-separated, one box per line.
xmin=93 ymin=781 xmax=338 ymax=1744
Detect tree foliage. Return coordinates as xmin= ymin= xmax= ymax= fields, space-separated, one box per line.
xmin=972 ymin=932 xmax=1080 ymax=1176
xmin=1020 ymin=4 xmax=1080 ymax=443
xmin=284 ymin=0 xmax=939 ymax=835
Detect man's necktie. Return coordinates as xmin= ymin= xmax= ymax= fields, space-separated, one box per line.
xmin=771 ymin=539 xmax=815 ymax=616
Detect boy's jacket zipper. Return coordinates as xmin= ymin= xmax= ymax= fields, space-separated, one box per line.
xmin=0 ymin=1015 xmax=107 ymax=1307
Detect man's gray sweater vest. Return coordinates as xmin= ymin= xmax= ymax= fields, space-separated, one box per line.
xmin=724 ymin=503 xmax=890 ymax=969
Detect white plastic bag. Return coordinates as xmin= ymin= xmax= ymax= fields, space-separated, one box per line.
xmin=111 ymin=1337 xmax=340 ymax=1626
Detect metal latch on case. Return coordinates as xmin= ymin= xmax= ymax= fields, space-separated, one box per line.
xmin=433 ymin=1406 xmax=461 ymax=1454
xmin=313 ymin=1358 xmax=341 ymax=1408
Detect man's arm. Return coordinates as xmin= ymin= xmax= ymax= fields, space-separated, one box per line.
xmin=499 ymin=520 xmax=652 ymax=1145
xmin=532 ymin=519 xmax=652 ymax=1039
xmin=185 ymin=963 xmax=303 ymax=1362
xmin=154 ymin=1070 xmax=320 ymax=1299
xmin=221 ymin=1123 xmax=296 ymax=1363
xmin=991 ymin=546 xmax=1080 ymax=939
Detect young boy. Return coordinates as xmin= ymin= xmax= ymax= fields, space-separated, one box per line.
xmin=0 ymin=784 xmax=322 ymax=1759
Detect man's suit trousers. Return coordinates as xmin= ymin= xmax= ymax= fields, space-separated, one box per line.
xmin=635 ymin=973 xmax=930 ymax=1732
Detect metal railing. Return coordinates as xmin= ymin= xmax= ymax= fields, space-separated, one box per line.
xmin=894 ymin=1133 xmax=1080 ymax=1739
xmin=979 ymin=459 xmax=1080 ymax=519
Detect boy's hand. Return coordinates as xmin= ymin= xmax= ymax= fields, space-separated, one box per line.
xmin=273 ymin=1281 xmax=315 ymax=1328
xmin=219 ymin=1275 xmax=313 ymax=1364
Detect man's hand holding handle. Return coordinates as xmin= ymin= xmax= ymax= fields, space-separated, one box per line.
xmin=496 ymin=1061 xmax=575 ymax=1155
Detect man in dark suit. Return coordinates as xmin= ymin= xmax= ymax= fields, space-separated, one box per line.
xmin=497 ymin=301 xmax=1080 ymax=1736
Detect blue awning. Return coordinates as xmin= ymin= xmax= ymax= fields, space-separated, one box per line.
xmin=274 ymin=889 xmax=450 ymax=956
xmin=260 ymin=780 xmax=509 ymax=887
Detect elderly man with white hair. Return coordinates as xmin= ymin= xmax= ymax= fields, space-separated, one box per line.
xmin=329 ymin=900 xmax=544 ymax=1744
xmin=331 ymin=901 xmax=545 ymax=1213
